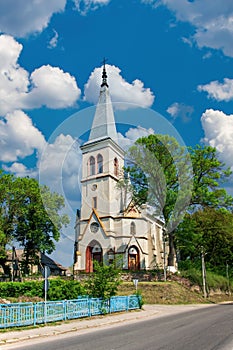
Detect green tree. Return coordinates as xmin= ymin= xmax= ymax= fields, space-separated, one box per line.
xmin=84 ymin=260 xmax=121 ymax=299
xmin=176 ymin=208 xmax=233 ymax=272
xmin=0 ymin=171 xmax=69 ymax=274
xmin=0 ymin=171 xmax=17 ymax=274
xmin=126 ymin=135 xmax=233 ymax=267
xmin=189 ymin=145 xmax=232 ymax=209
xmin=126 ymin=134 xmax=193 ymax=266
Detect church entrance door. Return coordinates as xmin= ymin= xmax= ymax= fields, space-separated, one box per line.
xmin=128 ymin=246 xmax=140 ymax=271
xmin=85 ymin=242 xmax=102 ymax=273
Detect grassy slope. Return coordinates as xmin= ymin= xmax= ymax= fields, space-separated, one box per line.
xmin=117 ymin=282 xmax=233 ymax=304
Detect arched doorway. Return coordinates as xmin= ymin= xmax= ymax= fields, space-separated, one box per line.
xmin=85 ymin=241 xmax=102 ymax=273
xmin=128 ymin=246 xmax=140 ymax=271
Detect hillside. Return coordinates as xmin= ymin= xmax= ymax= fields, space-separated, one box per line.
xmin=117 ymin=281 xmax=233 ymax=304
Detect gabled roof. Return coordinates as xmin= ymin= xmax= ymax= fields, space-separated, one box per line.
xmin=40 ymin=253 xmax=68 ymax=272
xmin=123 ymin=200 xmax=141 ymax=218
xmin=79 ymin=208 xmax=108 ymax=240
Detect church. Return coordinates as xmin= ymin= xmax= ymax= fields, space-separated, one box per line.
xmin=74 ymin=64 xmax=167 ymax=272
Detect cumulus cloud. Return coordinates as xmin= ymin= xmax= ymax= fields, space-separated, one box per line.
xmin=143 ymin=0 xmax=233 ymax=57
xmin=198 ymin=78 xmax=233 ymax=102
xmin=167 ymin=102 xmax=194 ymax=122
xmin=118 ymin=126 xmax=154 ymax=151
xmin=0 ymin=0 xmax=66 ymax=37
xmin=0 ymin=35 xmax=81 ymax=114
xmin=73 ymin=0 xmax=111 ymax=15
xmin=2 ymin=162 xmax=38 ymax=178
xmin=201 ymin=109 xmax=233 ymax=170
xmin=0 ymin=110 xmax=46 ymax=163
xmin=84 ymin=64 xmax=155 ymax=109
xmin=24 ymin=65 xmax=81 ymax=109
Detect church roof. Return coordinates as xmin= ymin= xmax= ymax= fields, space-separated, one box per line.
xmin=87 ymin=63 xmax=118 ymax=144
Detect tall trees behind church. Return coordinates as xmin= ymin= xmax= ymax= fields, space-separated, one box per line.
xmin=125 ymin=134 xmax=233 ymax=268
xmin=0 ymin=170 xmax=69 ymax=274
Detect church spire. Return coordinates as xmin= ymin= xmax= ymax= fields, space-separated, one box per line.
xmin=87 ymin=62 xmax=118 ymax=144
xmin=101 ymin=58 xmax=108 ymax=88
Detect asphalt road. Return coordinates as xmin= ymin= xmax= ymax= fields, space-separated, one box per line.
xmin=4 ymin=304 xmax=233 ymax=350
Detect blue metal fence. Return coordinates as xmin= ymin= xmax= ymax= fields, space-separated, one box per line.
xmin=0 ymin=295 xmax=141 ymax=328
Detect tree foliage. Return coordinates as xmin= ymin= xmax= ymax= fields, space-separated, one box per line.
xmin=0 ymin=170 xmax=69 ymax=274
xmin=84 ymin=260 xmax=121 ymax=299
xmin=126 ymin=134 xmax=233 ymax=267
xmin=189 ymin=145 xmax=232 ymax=209
xmin=176 ymin=208 xmax=233 ymax=272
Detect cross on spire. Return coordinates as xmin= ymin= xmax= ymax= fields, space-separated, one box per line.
xmin=101 ymin=57 xmax=108 ymax=87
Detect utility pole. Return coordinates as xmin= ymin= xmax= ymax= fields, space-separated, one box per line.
xmin=201 ymin=247 xmax=207 ymax=298
xmin=226 ymin=262 xmax=231 ymax=296
xmin=163 ymin=228 xmax=167 ymax=282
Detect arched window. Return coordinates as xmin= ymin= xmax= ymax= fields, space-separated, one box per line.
xmin=130 ymin=222 xmax=136 ymax=235
xmin=97 ymin=154 xmax=103 ymax=173
xmin=89 ymin=156 xmax=95 ymax=176
xmin=114 ymin=157 xmax=119 ymax=176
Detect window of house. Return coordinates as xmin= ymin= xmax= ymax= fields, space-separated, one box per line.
xmin=114 ymin=157 xmax=119 ymax=176
xmin=89 ymin=156 xmax=95 ymax=176
xmin=92 ymin=197 xmax=97 ymax=209
xmin=97 ymin=154 xmax=103 ymax=173
xmin=130 ymin=222 xmax=136 ymax=235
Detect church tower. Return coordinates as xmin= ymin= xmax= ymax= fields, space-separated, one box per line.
xmin=79 ymin=63 xmax=124 ymax=219
xmin=74 ymin=63 xmax=166 ymax=273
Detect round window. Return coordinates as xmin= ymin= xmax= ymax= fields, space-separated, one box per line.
xmin=92 ymin=184 xmax=97 ymax=191
xmin=90 ymin=222 xmax=99 ymax=233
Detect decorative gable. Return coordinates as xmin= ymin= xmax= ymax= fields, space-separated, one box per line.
xmin=123 ymin=201 xmax=141 ymax=218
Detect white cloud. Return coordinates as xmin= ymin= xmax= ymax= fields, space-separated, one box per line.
xmin=144 ymin=0 xmax=233 ymax=57
xmin=73 ymin=0 xmax=110 ymax=15
xmin=201 ymin=109 xmax=233 ymax=170
xmin=198 ymin=78 xmax=233 ymax=102
xmin=2 ymin=162 xmax=37 ymax=178
xmin=167 ymin=102 xmax=194 ymax=122
xmin=0 ymin=35 xmax=81 ymax=114
xmin=0 ymin=110 xmax=46 ymax=162
xmin=84 ymin=64 xmax=155 ymax=109
xmin=117 ymin=126 xmax=154 ymax=151
xmin=48 ymin=30 xmax=59 ymax=49
xmin=38 ymin=134 xmax=82 ymax=203
xmin=0 ymin=0 xmax=66 ymax=37
xmin=24 ymin=65 xmax=81 ymax=109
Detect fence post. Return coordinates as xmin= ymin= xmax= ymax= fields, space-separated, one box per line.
xmin=64 ymin=300 xmax=67 ymax=320
xmin=33 ymin=303 xmax=37 ymax=326
xmin=88 ymin=298 xmax=91 ymax=317
xmin=126 ymin=296 xmax=129 ymax=311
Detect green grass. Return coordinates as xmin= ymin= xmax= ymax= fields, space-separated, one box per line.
xmin=117 ymin=281 xmax=233 ymax=304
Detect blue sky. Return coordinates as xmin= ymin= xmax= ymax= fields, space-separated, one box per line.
xmin=1 ymin=0 xmax=233 ymax=266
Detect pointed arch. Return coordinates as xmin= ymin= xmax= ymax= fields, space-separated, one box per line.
xmin=128 ymin=245 xmax=140 ymax=271
xmin=97 ymin=153 xmax=103 ymax=173
xmin=85 ymin=240 xmax=102 ymax=273
xmin=89 ymin=156 xmax=95 ymax=176
xmin=130 ymin=221 xmax=136 ymax=235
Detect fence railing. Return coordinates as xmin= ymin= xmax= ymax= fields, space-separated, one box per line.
xmin=0 ymin=295 xmax=141 ymax=328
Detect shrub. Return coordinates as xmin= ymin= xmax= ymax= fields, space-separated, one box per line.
xmin=84 ymin=261 xmax=121 ymax=299
xmin=0 ymin=279 xmax=86 ymax=301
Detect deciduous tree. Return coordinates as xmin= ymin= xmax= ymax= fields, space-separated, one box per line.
xmin=126 ymin=135 xmax=233 ymax=267
xmin=0 ymin=170 xmax=69 ymax=274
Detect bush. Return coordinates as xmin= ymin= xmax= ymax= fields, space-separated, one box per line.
xmin=84 ymin=261 xmax=121 ymax=299
xmin=0 ymin=279 xmax=86 ymax=301
xmin=47 ymin=279 xmax=86 ymax=300
xmin=179 ymin=268 xmax=232 ymax=292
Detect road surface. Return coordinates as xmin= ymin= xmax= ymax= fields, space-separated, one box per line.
xmin=3 ymin=304 xmax=233 ymax=350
